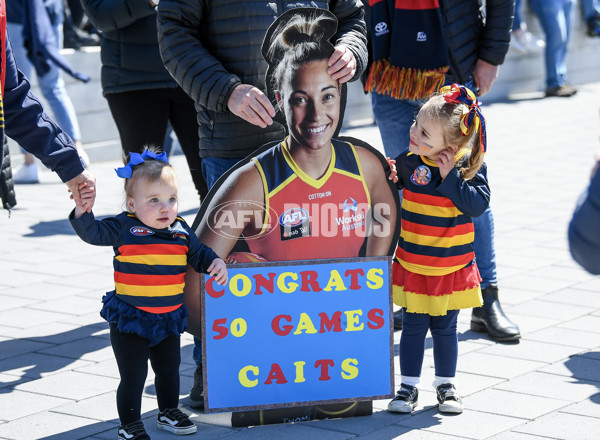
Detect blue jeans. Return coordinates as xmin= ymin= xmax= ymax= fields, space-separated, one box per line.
xmin=400 ymin=310 xmax=459 ymax=378
xmin=7 ymin=22 xmax=81 ymax=142
xmin=193 ymin=155 xmax=245 ymax=366
xmin=530 ymin=0 xmax=574 ymax=89
xmin=581 ymin=0 xmax=600 ymax=20
xmin=513 ymin=0 xmax=523 ymax=31
xmin=371 ymin=88 xmax=497 ymax=288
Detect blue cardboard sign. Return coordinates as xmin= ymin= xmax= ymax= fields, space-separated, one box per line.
xmin=200 ymin=256 xmax=394 ymax=413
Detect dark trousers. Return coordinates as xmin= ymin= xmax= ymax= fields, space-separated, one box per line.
xmin=400 ymin=309 xmax=459 ymax=378
xmin=106 ymin=87 xmax=208 ymax=199
xmin=110 ymin=325 xmax=181 ymax=425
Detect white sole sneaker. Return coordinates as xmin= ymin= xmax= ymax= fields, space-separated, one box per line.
xmin=157 ymin=421 xmax=197 ymax=435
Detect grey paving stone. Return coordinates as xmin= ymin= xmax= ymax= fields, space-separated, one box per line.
xmin=15 ymin=371 xmax=119 ymax=401
xmin=50 ymin=391 xmax=156 ymax=422
xmin=512 ymin=411 xmax=600 ymax=440
xmin=463 ymin=388 xmax=569 ymax=419
xmin=0 ymin=352 xmax=92 ymax=380
xmin=0 ymin=337 xmax=54 ymax=363
xmin=495 ymin=371 xmax=600 ymax=402
xmin=540 ymin=354 xmax=600 ymax=383
xmin=0 ymin=411 xmax=115 ymax=440
xmin=478 ymin=339 xmax=579 ymax=364
xmin=559 ymin=315 xmax=600 ymax=334
xmin=573 ymin=277 xmax=600 ymax=292
xmin=505 ymin=299 xmax=594 ymax=321
xmin=1 ymin=322 xmax=103 ymax=345
xmin=543 ymin=288 xmax=600 ymax=308
xmin=36 ymin=337 xmax=113 ymax=363
xmin=559 ymin=395 xmax=600 ymax=419
xmin=0 ymin=390 xmax=72 ymax=421
xmin=524 ymin=326 xmax=600 ymax=349
xmin=393 ymin=409 xmax=524 ymax=440
xmin=456 ymin=352 xmax=545 ymax=379
xmin=0 ymin=294 xmax=37 ymax=311
xmin=73 ymin=358 xmax=120 ymax=380
xmin=351 ymin=424 xmax=464 ymax=439
xmin=2 ymin=282 xmax=88 ymax=301
xmin=26 ymin=296 xmax=99 ymax=316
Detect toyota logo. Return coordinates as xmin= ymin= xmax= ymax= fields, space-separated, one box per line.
xmin=375 ymin=22 xmax=388 ymax=33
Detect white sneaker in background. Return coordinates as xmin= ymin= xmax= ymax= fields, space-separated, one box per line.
xmin=511 ymin=30 xmax=545 ymax=55
xmin=75 ymin=144 xmax=90 ymax=168
xmin=13 ymin=162 xmax=40 ymax=184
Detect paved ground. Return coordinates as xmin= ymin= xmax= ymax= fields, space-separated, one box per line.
xmin=1 ymin=82 xmax=600 ymax=440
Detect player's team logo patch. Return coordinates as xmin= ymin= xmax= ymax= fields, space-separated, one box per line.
xmin=411 ymin=165 xmax=431 ymax=186
xmin=279 ymin=207 xmax=311 ymax=241
xmin=130 ymin=226 xmax=154 ymax=236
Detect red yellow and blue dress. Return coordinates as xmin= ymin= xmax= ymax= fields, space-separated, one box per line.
xmin=393 ymin=150 xmax=490 ymax=316
xmin=69 ymin=211 xmax=219 ymax=345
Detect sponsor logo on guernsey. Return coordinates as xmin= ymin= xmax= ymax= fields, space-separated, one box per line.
xmin=336 ymin=196 xmax=365 ymax=232
xmin=417 ymin=31 xmax=427 ymax=42
xmin=411 ymin=165 xmax=432 ymax=186
xmin=279 ymin=207 xmax=311 ymax=241
xmin=374 ymin=21 xmax=389 ymax=37
xmin=130 ymin=226 xmax=154 ymax=236
xmin=342 ymin=197 xmax=358 ymax=213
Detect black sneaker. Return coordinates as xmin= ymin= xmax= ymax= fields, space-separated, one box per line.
xmin=157 ymin=408 xmax=197 ymax=435
xmin=387 ymin=383 xmax=418 ymax=413
xmin=118 ymin=420 xmax=150 ymax=440
xmin=189 ymin=365 xmax=204 ymax=409
xmin=436 ymin=383 xmax=463 ymax=414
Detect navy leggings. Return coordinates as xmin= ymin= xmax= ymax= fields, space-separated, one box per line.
xmin=110 ymin=325 xmax=181 ymax=425
xmin=399 ymin=309 xmax=459 ymax=378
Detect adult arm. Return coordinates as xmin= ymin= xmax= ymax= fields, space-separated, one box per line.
xmin=437 ymin=163 xmax=491 ymax=218
xmin=3 ymin=34 xmax=91 ymax=184
xmin=357 ymin=147 xmax=398 ymax=256
xmin=474 ymin=0 xmax=515 ymax=96
xmin=329 ymin=0 xmax=368 ymax=83
xmin=81 ymin=0 xmax=156 ymax=32
xmin=568 ymin=165 xmax=600 ymax=274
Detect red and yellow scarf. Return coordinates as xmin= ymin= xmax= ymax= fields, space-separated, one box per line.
xmin=365 ymin=0 xmax=449 ymax=101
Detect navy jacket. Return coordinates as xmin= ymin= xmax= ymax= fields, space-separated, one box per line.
xmin=568 ymin=168 xmax=600 ymax=275
xmin=0 ymin=30 xmax=84 ymax=183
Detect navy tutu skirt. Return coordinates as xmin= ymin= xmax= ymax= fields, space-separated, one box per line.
xmin=100 ymin=291 xmax=187 ymax=346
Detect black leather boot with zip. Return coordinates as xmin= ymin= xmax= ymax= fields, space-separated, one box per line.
xmin=471 ymin=285 xmax=520 ymax=342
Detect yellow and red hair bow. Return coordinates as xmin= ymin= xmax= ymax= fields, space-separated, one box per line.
xmin=439 ymin=83 xmax=487 ymax=153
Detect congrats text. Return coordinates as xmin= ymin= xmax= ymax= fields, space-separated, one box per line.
xmin=200 ymin=257 xmax=394 ymax=412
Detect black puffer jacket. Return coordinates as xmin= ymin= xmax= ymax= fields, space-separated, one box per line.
xmin=157 ymin=0 xmax=367 ymax=159
xmin=82 ymin=0 xmax=178 ymax=95
xmin=440 ymin=0 xmax=514 ymax=83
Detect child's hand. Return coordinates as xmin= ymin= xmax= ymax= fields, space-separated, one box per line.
xmin=67 ymin=170 xmax=96 ymax=213
xmin=386 ymin=157 xmax=398 ymax=183
xmin=74 ymin=203 xmax=87 ymax=219
xmin=207 ymin=258 xmax=228 ymax=285
xmin=435 ymin=148 xmax=455 ymax=179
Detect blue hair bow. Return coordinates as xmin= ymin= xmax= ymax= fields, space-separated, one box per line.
xmin=115 ymin=149 xmax=169 ymax=178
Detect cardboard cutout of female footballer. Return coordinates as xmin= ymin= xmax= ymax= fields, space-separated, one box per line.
xmin=184 ymin=8 xmax=401 ymax=337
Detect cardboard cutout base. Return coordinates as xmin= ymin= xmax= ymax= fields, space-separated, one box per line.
xmin=231 ymin=401 xmax=373 ymax=427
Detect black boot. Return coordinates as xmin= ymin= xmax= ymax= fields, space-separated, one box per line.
xmin=471 ymin=285 xmax=520 ymax=342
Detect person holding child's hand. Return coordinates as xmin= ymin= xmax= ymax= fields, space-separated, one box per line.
xmin=70 ymin=148 xmax=227 ymax=440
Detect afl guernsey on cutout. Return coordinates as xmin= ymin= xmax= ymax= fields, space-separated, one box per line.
xmin=248 ymin=137 xmax=370 ymax=261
